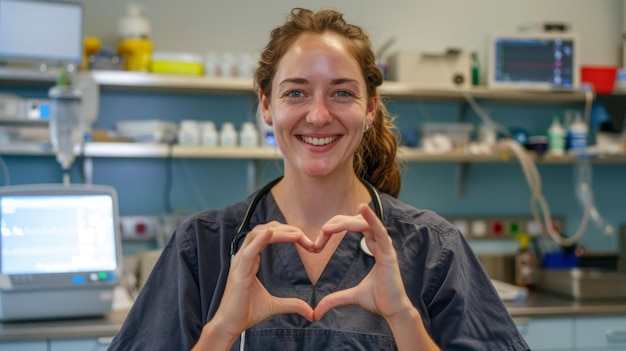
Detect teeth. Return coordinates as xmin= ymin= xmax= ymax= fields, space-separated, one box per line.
xmin=301 ymin=136 xmax=337 ymax=146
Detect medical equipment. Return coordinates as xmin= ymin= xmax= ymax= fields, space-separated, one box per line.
xmin=387 ymin=49 xmax=472 ymax=89
xmin=229 ymin=176 xmax=384 ymax=350
xmin=48 ymin=71 xmax=99 ymax=184
xmin=487 ymin=32 xmax=579 ymax=91
xmin=48 ymin=71 xmax=82 ymax=183
xmin=0 ymin=0 xmax=83 ymax=68
xmin=0 ymin=94 xmax=51 ymax=122
xmin=463 ymin=90 xmax=612 ymax=248
xmin=0 ymin=183 xmax=122 ymax=321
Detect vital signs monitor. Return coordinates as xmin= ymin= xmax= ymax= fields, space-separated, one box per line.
xmin=0 ymin=0 xmax=83 ymax=66
xmin=0 ymin=183 xmax=122 ymax=321
xmin=487 ymin=32 xmax=579 ymax=91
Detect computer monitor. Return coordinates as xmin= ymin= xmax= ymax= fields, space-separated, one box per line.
xmin=487 ymin=32 xmax=579 ymax=91
xmin=0 ymin=183 xmax=122 ymax=321
xmin=0 ymin=0 xmax=83 ymax=68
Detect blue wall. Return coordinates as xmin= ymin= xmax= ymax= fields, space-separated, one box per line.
xmin=2 ymin=88 xmax=625 ymax=253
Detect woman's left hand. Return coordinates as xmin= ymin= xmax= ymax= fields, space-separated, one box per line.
xmin=313 ymin=203 xmax=413 ymax=321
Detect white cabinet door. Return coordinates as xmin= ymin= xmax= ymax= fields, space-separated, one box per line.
xmin=574 ymin=316 xmax=626 ymax=350
xmin=515 ymin=317 xmax=574 ymax=350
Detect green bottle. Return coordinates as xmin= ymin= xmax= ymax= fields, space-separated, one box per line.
xmin=547 ymin=115 xmax=565 ymax=156
xmin=471 ymin=52 xmax=479 ymax=86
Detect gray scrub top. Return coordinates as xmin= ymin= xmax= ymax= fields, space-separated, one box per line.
xmin=108 ymin=190 xmax=530 ymax=351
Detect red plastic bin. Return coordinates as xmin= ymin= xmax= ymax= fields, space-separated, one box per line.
xmin=581 ymin=65 xmax=618 ymax=93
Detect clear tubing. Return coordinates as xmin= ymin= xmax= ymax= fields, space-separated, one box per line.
xmin=574 ymin=159 xmax=614 ymax=235
xmin=497 ymin=139 xmax=589 ymax=247
xmin=463 ymin=92 xmax=602 ymax=247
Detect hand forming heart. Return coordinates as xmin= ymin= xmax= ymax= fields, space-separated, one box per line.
xmin=209 ymin=204 xmax=414 ymax=341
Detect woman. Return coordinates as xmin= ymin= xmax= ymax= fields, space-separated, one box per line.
xmin=109 ymin=8 xmax=529 ymax=351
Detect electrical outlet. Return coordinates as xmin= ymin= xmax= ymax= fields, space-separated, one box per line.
xmin=446 ymin=216 xmax=564 ymax=239
xmin=120 ymin=216 xmax=161 ymax=241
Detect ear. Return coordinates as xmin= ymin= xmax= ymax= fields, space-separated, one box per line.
xmin=258 ymin=89 xmax=272 ymax=126
xmin=365 ymin=95 xmax=378 ymax=126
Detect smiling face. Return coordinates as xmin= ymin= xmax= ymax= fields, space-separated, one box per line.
xmin=260 ymin=32 xmax=377 ymax=179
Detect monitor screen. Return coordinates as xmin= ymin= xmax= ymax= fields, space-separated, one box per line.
xmin=488 ymin=33 xmax=579 ymax=90
xmin=1 ymin=195 xmax=117 ymax=275
xmin=0 ymin=0 xmax=83 ymax=66
xmin=0 ymin=185 xmax=120 ymax=281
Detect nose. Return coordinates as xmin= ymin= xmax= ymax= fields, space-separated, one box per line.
xmin=306 ymin=95 xmax=333 ymax=127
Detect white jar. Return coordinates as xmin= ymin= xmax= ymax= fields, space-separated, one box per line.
xmin=237 ymin=53 xmax=254 ymax=78
xmin=239 ymin=122 xmax=258 ymax=147
xmin=178 ymin=120 xmax=200 ymax=145
xmin=201 ymin=121 xmax=218 ymax=147
xmin=220 ymin=52 xmax=235 ymax=77
xmin=220 ymin=122 xmax=237 ymax=147
xmin=204 ymin=52 xmax=219 ymax=77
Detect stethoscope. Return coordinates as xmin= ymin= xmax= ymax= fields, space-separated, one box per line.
xmin=229 ymin=176 xmax=384 ymax=350
xmin=229 ymin=176 xmax=384 ymax=257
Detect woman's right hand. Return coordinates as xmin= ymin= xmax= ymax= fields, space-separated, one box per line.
xmin=193 ymin=222 xmax=315 ymax=350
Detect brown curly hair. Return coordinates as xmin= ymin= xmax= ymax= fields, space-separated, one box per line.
xmin=254 ymin=8 xmax=402 ymax=197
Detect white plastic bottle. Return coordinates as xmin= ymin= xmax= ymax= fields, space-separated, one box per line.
xmin=118 ymin=4 xmax=151 ymax=39
xmin=567 ymin=112 xmax=588 ymax=154
xmin=178 ymin=120 xmax=200 ymax=146
xmin=220 ymin=122 xmax=237 ymax=147
xmin=201 ymin=121 xmax=218 ymax=147
xmin=547 ymin=115 xmax=565 ymax=156
xmin=239 ymin=122 xmax=259 ymax=147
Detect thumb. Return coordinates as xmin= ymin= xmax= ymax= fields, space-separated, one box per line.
xmin=313 ymin=287 xmax=359 ymax=321
xmin=271 ymin=297 xmax=314 ymax=322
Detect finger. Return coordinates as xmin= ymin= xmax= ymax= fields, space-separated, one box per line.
xmin=313 ymin=286 xmax=360 ymax=321
xmin=321 ymin=214 xmax=367 ymax=234
xmin=268 ymin=225 xmax=314 ymax=251
xmin=233 ymin=228 xmax=273 ymax=276
xmin=270 ymin=297 xmax=314 ymax=322
xmin=358 ymin=204 xmax=394 ymax=254
xmin=315 ymin=214 xmax=367 ymax=251
xmin=238 ymin=225 xmax=314 ymax=259
xmin=358 ymin=204 xmax=385 ymax=237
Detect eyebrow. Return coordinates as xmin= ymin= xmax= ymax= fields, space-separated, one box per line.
xmin=278 ymin=77 xmax=361 ymax=89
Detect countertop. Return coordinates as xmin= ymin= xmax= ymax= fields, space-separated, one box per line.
xmin=1 ymin=293 xmax=626 ymax=342
xmin=506 ymin=291 xmax=626 ymax=318
xmin=0 ymin=308 xmax=126 ymax=342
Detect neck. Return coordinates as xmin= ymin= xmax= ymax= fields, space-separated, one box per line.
xmin=272 ymin=171 xmax=371 ymax=237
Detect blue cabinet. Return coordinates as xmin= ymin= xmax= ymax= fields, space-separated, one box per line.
xmin=515 ymin=315 xmax=626 ymax=350
xmin=574 ymin=316 xmax=626 ymax=350
xmin=515 ymin=317 xmax=574 ymax=350
xmin=49 ymin=337 xmax=112 ymax=351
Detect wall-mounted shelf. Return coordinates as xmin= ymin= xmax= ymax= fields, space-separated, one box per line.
xmin=2 ymin=142 xmax=625 ymax=164
xmin=379 ymin=83 xmax=590 ymax=104
xmin=90 ymin=71 xmax=590 ymax=104
xmin=90 ymin=71 xmax=256 ymax=94
xmin=0 ymin=68 xmax=590 ymax=103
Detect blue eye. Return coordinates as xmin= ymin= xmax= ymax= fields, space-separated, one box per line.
xmin=287 ymin=91 xmax=302 ymax=98
xmin=335 ymin=90 xmax=352 ymax=97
